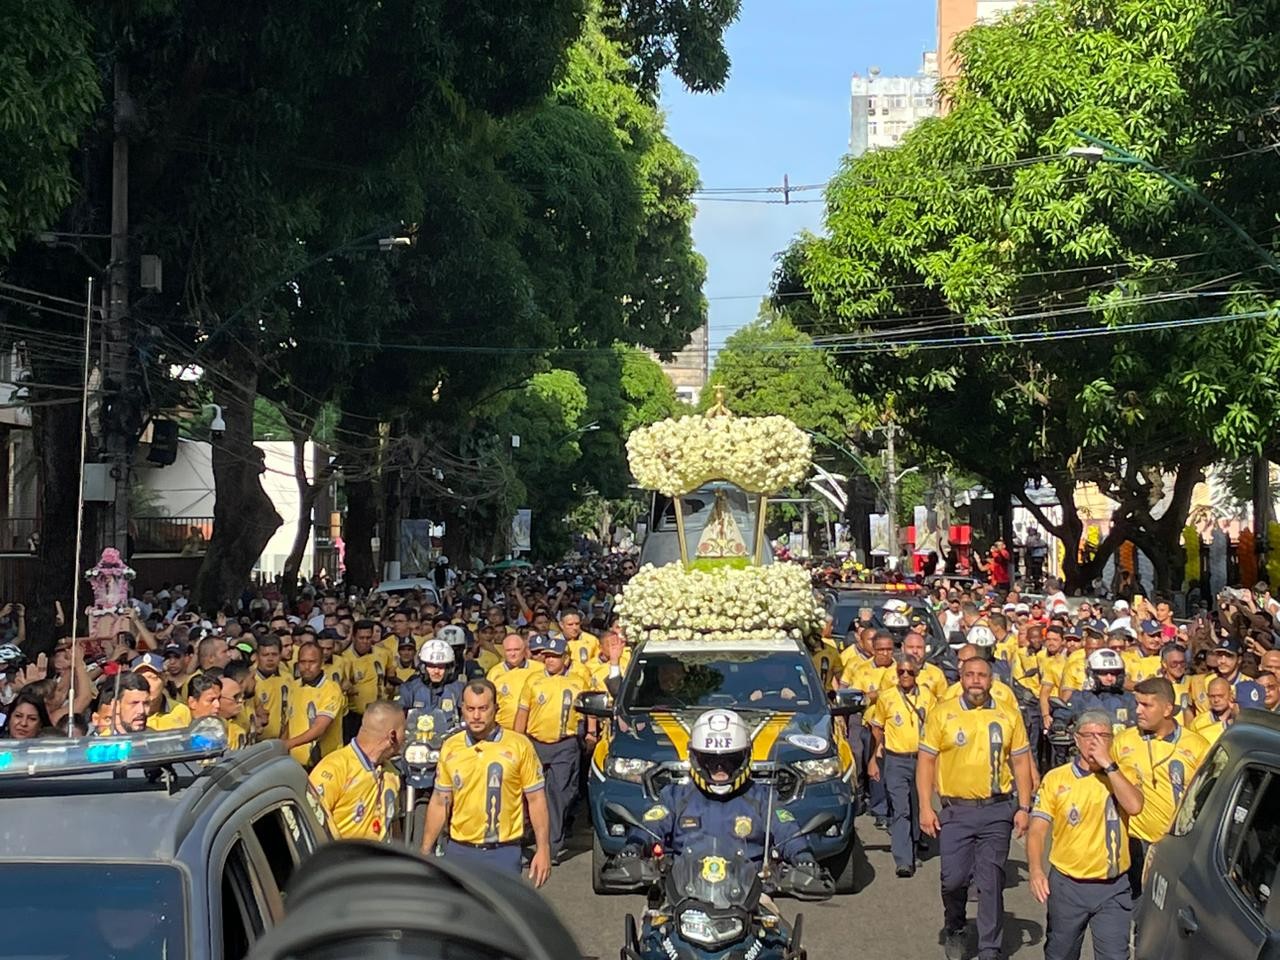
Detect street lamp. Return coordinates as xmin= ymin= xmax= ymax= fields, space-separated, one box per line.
xmin=1066 ymin=131 xmax=1280 ymax=277
xmin=1068 ymin=129 xmax=1279 ymax=559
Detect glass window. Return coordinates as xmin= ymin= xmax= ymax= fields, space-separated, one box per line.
xmin=221 ymin=839 xmax=266 ymax=960
xmin=866 ymin=98 xmax=876 ymax=111
xmin=1225 ymin=768 xmax=1280 ymax=914
xmin=0 ymin=862 xmax=187 ymax=959
xmin=253 ymin=805 xmax=308 ymax=898
xmin=868 ymin=122 xmax=878 ymax=136
xmin=623 ymin=651 xmax=817 ymax=712
xmin=1172 ymin=745 xmax=1228 ymax=836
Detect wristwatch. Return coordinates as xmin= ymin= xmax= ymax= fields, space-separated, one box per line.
xmin=1018 ymin=803 xmax=1033 ymax=814
xmin=1101 ymin=762 xmax=1120 ymax=775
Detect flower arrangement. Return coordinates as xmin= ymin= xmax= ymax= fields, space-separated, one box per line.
xmin=626 ymin=412 xmax=812 ymax=497
xmin=615 ymin=562 xmax=825 ymax=644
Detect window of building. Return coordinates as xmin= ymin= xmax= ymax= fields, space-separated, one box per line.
xmin=892 ymin=95 xmax=907 ymax=109
xmin=867 ymin=122 xmax=878 ymax=136
xmin=866 ymin=97 xmax=876 ymax=112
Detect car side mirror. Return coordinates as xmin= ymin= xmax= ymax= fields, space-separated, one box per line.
xmin=576 ymin=691 xmax=612 ymax=719
xmin=830 ymin=688 xmax=865 ymax=718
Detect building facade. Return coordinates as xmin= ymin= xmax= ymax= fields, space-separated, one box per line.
xmin=939 ymin=0 xmax=1035 ymax=84
xmin=655 ymin=322 xmax=709 ymax=405
xmin=849 ymin=53 xmax=938 ymax=157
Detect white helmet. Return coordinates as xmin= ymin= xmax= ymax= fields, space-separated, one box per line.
xmin=882 ymin=599 xmax=910 ymax=629
xmin=418 ymin=638 xmax=455 ymax=666
xmin=688 ymin=708 xmax=753 ymax=797
xmin=966 ymin=624 xmax=996 ymax=648
xmin=439 ymin=624 xmax=467 ymax=649
xmin=1087 ymin=649 xmax=1125 ymax=673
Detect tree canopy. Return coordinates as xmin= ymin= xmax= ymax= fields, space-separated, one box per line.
xmin=778 ymin=0 xmax=1280 ymax=589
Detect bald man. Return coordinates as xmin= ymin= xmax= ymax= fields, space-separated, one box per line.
xmin=309 ymin=701 xmax=406 ymax=841
xmin=1188 ymin=677 xmax=1236 ymax=747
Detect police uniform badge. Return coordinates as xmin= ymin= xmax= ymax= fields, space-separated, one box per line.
xmin=1067 ymin=805 xmax=1081 ymax=827
xmin=893 ymin=712 xmax=903 ymax=727
xmin=354 ymin=801 xmax=366 ymax=823
xmin=733 ymin=816 xmax=752 ymax=838
xmin=955 ymin=730 xmax=967 ymax=746
xmin=453 ymin=772 xmax=462 ymax=789
xmin=537 ymin=691 xmax=547 ymax=705
xmin=417 ymin=714 xmax=435 ymax=734
xmin=1116 ymin=709 xmax=1128 ymax=723
xmin=442 ymin=699 xmax=454 ymax=713
xmin=700 ymin=856 xmax=728 ymax=884
xmin=644 ymin=805 xmax=669 ymax=822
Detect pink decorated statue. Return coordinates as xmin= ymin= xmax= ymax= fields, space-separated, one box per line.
xmin=86 ymin=547 xmax=136 ymax=638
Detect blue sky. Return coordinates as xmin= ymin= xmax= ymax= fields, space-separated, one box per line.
xmin=660 ymin=0 xmax=937 ymax=362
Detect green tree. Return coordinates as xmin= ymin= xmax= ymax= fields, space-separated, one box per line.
xmin=779 ymin=0 xmax=1280 ymax=591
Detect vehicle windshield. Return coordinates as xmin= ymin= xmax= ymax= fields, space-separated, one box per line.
xmin=623 ymin=651 xmax=816 ymax=712
xmin=0 ymin=862 xmax=186 ymax=959
xmin=666 ymin=834 xmax=758 ymax=911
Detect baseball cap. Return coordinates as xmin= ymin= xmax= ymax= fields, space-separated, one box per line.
xmin=130 ymin=651 xmax=165 ymax=674
xmin=1065 ymin=625 xmax=1084 ymax=640
xmin=530 ymin=634 xmax=567 ymax=656
xmin=163 ymin=643 xmax=186 ymax=658
xmin=233 ymin=640 xmax=256 ymax=656
xmin=1113 ymin=599 xmax=1131 ymax=612
xmin=1014 ymin=602 xmax=1030 ymax=614
xmin=1139 ymin=619 xmax=1161 ymax=635
xmin=398 ymin=636 xmax=416 ymax=649
xmin=1215 ymin=636 xmax=1242 ymax=655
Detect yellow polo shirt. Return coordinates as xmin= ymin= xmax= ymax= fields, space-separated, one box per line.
xmin=435 ymin=726 xmax=545 ymax=844
xmin=1113 ymin=724 xmax=1209 ymax=843
xmin=284 ymin=675 xmax=344 ymax=768
xmin=920 ymin=696 xmax=1029 ymax=799
xmin=309 ymin=741 xmax=399 ymax=841
xmin=1033 ymin=762 xmax=1130 ymax=880
xmin=869 ymin=685 xmax=935 ymax=754
xmin=487 ymin=661 xmax=538 ymax=730
xmin=254 ymin=670 xmax=291 ymax=740
xmin=519 ymin=669 xmax=587 ymax=743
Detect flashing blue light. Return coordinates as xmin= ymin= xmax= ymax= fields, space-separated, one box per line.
xmin=0 ymin=752 xmax=11 ymax=772
xmin=86 ymin=741 xmax=133 ymax=764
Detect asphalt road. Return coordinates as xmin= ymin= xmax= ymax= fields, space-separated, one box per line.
xmin=543 ymin=814 xmax=1054 ymax=960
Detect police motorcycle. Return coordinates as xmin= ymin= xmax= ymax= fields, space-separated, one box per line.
xmin=602 ymin=709 xmax=835 ymax=960
xmin=607 ymin=802 xmax=836 ymax=960
xmin=399 ymin=639 xmax=464 ymax=848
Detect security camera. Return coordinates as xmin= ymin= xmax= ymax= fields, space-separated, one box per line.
xmin=205 ymin=403 xmax=226 ymax=440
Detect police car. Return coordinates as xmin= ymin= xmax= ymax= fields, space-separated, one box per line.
xmin=578 ymin=634 xmax=863 ymax=895
xmin=1136 ymin=710 xmax=1280 ymax=960
xmin=0 ymin=720 xmax=329 ymax=959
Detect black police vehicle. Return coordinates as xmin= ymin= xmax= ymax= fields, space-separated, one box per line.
xmin=1136 ymin=710 xmax=1280 ymax=960
xmin=0 ymin=719 xmax=329 ymax=960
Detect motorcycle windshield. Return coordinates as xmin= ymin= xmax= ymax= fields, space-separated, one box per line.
xmin=406 ymin=707 xmax=460 ymax=748
xmin=666 ymin=836 xmax=758 ymax=912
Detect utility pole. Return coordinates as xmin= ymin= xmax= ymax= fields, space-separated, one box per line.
xmin=105 ymin=61 xmax=132 ymax=556
xmin=883 ymin=420 xmax=899 ymax=567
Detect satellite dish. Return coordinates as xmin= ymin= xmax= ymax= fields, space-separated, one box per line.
xmin=869 ymin=65 xmax=881 ymax=77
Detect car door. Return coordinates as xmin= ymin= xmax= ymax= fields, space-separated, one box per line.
xmin=1165 ymin=762 xmax=1280 ymax=960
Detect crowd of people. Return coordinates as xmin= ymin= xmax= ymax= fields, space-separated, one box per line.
xmin=829 ymin=573 xmax=1279 ymax=960
xmin=2 ymin=548 xmax=1279 ymax=956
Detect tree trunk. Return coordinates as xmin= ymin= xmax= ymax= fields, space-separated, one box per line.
xmin=280 ymin=425 xmax=327 ymax=603
xmin=195 ymin=365 xmax=282 ymax=612
xmin=1015 ymin=473 xmax=1128 ymax=594
xmin=1118 ymin=455 xmax=1207 ymax=596
xmin=30 ymin=396 xmax=97 ymax=650
xmin=344 ymin=476 xmax=378 ymax=589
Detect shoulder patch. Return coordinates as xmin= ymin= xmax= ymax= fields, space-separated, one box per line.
xmin=775 ymin=808 xmax=795 ymax=823
xmin=643 ymin=804 xmax=669 ymax=822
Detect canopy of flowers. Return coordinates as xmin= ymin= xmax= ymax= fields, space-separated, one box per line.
xmin=626 ymin=412 xmax=812 ymax=497
xmin=615 ymin=562 xmax=825 ymax=644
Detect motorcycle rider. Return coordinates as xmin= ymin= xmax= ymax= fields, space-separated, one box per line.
xmin=1069 ymin=648 xmax=1138 ymax=734
xmin=618 ymin=708 xmax=820 ymax=872
xmin=399 ymin=639 xmax=465 ymax=718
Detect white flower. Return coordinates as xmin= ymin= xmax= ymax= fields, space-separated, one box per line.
xmin=627 ymin=414 xmax=812 ymax=497
xmin=616 ymin=562 xmax=824 ymax=645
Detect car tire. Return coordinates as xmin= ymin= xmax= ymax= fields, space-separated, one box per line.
xmin=823 ymin=833 xmax=862 ymax=894
xmin=592 ymin=831 xmax=612 ymax=895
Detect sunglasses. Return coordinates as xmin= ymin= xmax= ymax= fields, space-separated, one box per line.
xmin=897 ymin=668 xmax=918 ymax=676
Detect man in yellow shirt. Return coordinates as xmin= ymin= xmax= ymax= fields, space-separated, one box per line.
xmin=487 ymin=633 xmax=537 ymax=729
xmin=422 ymin=679 xmax=552 ymax=884
xmin=210 ymin=662 xmax=252 ymax=749
xmin=344 ymin=619 xmax=394 ymax=743
xmin=253 ymin=635 xmax=290 ymax=740
xmin=516 ymin=634 xmax=586 ymax=863
xmin=902 ymin=633 xmax=948 ymax=700
xmin=1028 ymin=711 xmax=1144 ymax=960
xmin=1125 ymin=621 xmax=1165 ymax=686
xmin=309 ymin=700 xmax=405 ymax=842
xmin=283 ymin=641 xmax=345 ymax=768
xmin=941 ymin=643 xmax=1021 ymax=716
xmin=559 ymin=610 xmax=598 ymax=670
xmin=842 ymin=630 xmax=896 ymax=829
xmin=1059 ymin=632 xmax=1108 ymax=702
xmin=1189 ymin=676 xmax=1237 ymax=746
xmin=585 ymin=630 xmax=631 ymax=696
xmin=149 ymin=669 xmax=222 ymax=731
xmin=918 ymin=656 xmax=1034 ymax=960
xmin=867 ymin=653 xmax=935 ymax=877
xmin=1113 ymin=676 xmax=1208 ymax=907
xmin=1156 ymin=644 xmax=1193 ymax=720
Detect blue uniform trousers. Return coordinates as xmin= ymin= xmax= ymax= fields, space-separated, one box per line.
xmin=533 ymin=737 xmax=580 ymax=851
xmin=883 ymin=752 xmax=919 ymax=870
xmin=860 ymin=721 xmax=888 ymax=817
xmin=1044 ymin=869 xmax=1132 ymax=960
xmin=1020 ymin=705 xmax=1045 ymax=772
xmin=444 ymin=838 xmax=523 ymax=876
xmin=938 ymin=797 xmax=1014 ymax=959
